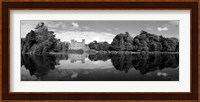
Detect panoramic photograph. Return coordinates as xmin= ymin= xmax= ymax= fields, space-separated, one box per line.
xmin=21 ymin=20 xmax=179 ymax=81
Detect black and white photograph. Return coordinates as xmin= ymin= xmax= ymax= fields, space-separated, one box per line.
xmin=21 ymin=20 xmax=179 ymax=81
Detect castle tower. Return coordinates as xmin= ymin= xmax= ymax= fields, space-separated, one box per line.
xmin=71 ymin=39 xmax=74 ymax=43
xmin=82 ymin=39 xmax=85 ymax=44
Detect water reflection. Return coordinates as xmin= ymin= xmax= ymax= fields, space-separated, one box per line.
xmin=89 ymin=53 xmax=110 ymax=61
xmin=21 ymin=54 xmax=58 ymax=80
xmin=69 ymin=53 xmax=88 ymax=63
xmin=21 ymin=53 xmax=179 ymax=81
xmin=117 ymin=54 xmax=179 ymax=74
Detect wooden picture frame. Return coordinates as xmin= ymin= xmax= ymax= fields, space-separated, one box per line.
xmin=1 ymin=0 xmax=199 ymax=101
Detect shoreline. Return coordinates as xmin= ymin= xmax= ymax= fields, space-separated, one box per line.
xmin=96 ymin=51 xmax=179 ymax=54
xmin=46 ymin=50 xmax=179 ymax=55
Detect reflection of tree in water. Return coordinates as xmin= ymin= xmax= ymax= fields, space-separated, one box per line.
xmin=88 ymin=53 xmax=110 ymax=61
xmin=21 ymin=54 xmax=58 ymax=80
xmin=161 ymin=54 xmax=179 ymax=69
xmin=110 ymin=54 xmax=134 ymax=73
xmin=110 ymin=53 xmax=179 ymax=74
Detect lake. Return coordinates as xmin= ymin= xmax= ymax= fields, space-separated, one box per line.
xmin=21 ymin=53 xmax=179 ymax=81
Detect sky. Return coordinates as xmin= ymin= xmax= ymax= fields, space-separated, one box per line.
xmin=21 ymin=20 xmax=179 ymax=44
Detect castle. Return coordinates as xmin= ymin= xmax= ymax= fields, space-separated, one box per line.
xmin=68 ymin=39 xmax=89 ymax=51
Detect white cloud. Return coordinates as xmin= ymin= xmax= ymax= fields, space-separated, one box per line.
xmin=54 ymin=31 xmax=115 ymax=44
xmin=157 ymin=27 xmax=168 ymax=31
xmin=72 ymin=22 xmax=79 ymax=28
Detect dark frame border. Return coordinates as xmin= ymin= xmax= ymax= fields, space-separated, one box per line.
xmin=2 ymin=2 xmax=198 ymax=100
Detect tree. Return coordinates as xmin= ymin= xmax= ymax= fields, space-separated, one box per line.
xmin=110 ymin=32 xmax=134 ymax=51
xmin=22 ymin=30 xmax=37 ymax=54
xmin=21 ymin=22 xmax=59 ymax=55
xmin=149 ymin=42 xmax=157 ymax=51
xmin=132 ymin=30 xmax=178 ymax=52
xmin=88 ymin=41 xmax=110 ymax=51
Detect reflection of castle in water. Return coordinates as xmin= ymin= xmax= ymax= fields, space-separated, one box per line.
xmin=68 ymin=53 xmax=88 ymax=63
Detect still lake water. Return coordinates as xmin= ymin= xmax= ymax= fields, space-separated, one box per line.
xmin=21 ymin=53 xmax=179 ymax=81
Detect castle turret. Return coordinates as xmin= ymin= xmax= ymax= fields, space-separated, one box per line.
xmin=82 ymin=39 xmax=85 ymax=44
xmin=71 ymin=39 xmax=74 ymax=43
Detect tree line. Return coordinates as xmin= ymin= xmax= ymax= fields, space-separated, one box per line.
xmin=21 ymin=22 xmax=179 ymax=55
xmin=88 ymin=31 xmax=179 ymax=52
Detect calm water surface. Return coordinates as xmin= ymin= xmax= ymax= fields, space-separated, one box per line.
xmin=21 ymin=53 xmax=179 ymax=81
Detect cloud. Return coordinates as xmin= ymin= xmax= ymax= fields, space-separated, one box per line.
xmin=54 ymin=31 xmax=115 ymax=44
xmin=72 ymin=22 xmax=79 ymax=28
xmin=157 ymin=27 xmax=168 ymax=31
